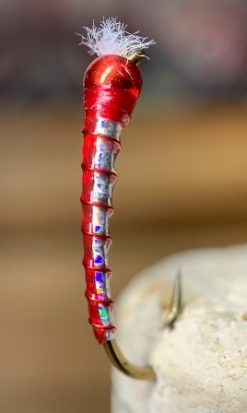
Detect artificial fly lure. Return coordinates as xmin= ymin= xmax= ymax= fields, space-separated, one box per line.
xmin=80 ymin=18 xmax=182 ymax=380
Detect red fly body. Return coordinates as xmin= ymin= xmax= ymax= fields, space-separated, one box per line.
xmin=80 ymin=19 xmax=154 ymax=343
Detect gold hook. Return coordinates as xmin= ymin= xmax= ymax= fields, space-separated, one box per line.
xmin=103 ymin=272 xmax=182 ymax=380
xmin=104 ymin=339 xmax=155 ymax=380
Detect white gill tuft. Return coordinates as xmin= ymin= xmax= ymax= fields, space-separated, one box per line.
xmin=78 ymin=17 xmax=155 ymax=58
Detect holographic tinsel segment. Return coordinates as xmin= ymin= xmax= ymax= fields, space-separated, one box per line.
xmin=82 ymin=204 xmax=113 ymax=236
xmin=94 ymin=117 xmax=122 ymax=140
xmin=82 ymin=54 xmax=142 ymax=344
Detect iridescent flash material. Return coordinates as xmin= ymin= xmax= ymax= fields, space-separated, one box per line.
xmin=95 ymin=271 xmax=111 ymax=301
xmin=94 ymin=116 xmax=122 ymax=140
xmin=91 ymin=205 xmax=112 ymax=235
xmin=93 ymin=137 xmax=119 ymax=172
xmin=91 ymin=172 xmax=116 ymax=205
xmin=98 ymin=303 xmax=114 ymax=326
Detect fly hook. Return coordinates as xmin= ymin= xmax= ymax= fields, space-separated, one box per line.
xmin=103 ymin=272 xmax=182 ymax=380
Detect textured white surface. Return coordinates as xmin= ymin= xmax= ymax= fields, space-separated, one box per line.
xmin=112 ymin=245 xmax=247 ymax=413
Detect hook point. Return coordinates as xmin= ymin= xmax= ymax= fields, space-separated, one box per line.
xmin=163 ymin=269 xmax=182 ymax=329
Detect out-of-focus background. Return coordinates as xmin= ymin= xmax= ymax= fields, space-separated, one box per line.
xmin=1 ymin=1 xmax=247 ymax=412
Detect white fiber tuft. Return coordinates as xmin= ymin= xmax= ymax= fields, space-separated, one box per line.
xmin=78 ymin=17 xmax=155 ymax=58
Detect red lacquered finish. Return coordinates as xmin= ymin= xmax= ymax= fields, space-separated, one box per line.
xmin=81 ymin=54 xmax=142 ymax=343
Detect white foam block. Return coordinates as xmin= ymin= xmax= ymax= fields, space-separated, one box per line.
xmin=112 ymin=245 xmax=247 ymax=413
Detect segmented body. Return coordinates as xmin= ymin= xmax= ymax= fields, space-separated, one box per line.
xmin=81 ymin=55 xmax=142 ymax=343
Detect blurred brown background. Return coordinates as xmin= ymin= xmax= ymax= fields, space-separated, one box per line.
xmin=1 ymin=1 xmax=247 ymax=412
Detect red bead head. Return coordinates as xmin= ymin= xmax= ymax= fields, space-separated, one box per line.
xmin=83 ymin=55 xmax=143 ymax=126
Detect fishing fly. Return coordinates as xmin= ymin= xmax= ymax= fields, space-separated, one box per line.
xmin=80 ymin=18 xmax=181 ymax=380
